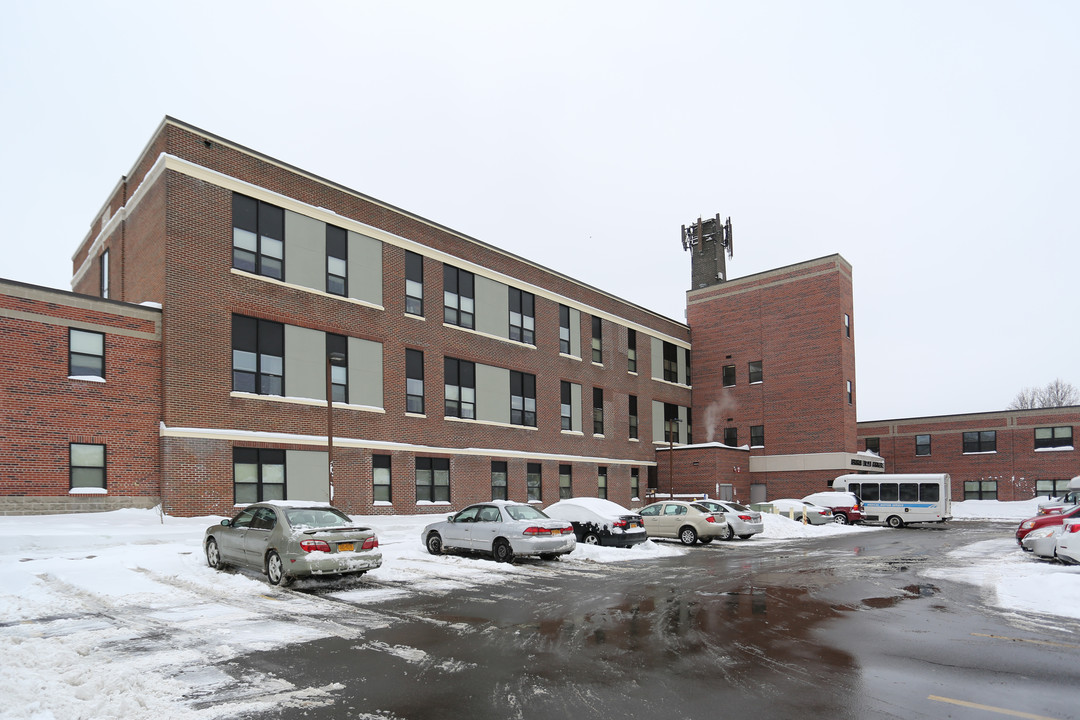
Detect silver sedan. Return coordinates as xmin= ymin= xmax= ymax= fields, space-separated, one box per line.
xmin=422 ymin=501 xmax=576 ymax=562
xmin=695 ymin=500 xmax=764 ymax=540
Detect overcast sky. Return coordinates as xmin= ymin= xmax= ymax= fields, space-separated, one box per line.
xmin=2 ymin=1 xmax=1076 ymax=422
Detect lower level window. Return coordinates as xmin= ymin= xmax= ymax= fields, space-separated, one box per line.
xmin=527 ymin=463 xmax=542 ymax=502
xmin=1037 ymin=479 xmax=1072 ymax=496
xmin=630 ymin=468 xmax=640 ymax=499
xmin=70 ymin=443 xmax=105 ymax=489
xmin=597 ymin=467 xmax=607 ymax=499
xmin=416 ymin=457 xmax=450 ymax=503
xmin=964 ymin=480 xmax=997 ymax=500
xmin=750 ymin=425 xmax=765 ymax=448
xmin=233 ymin=447 xmax=285 ymax=504
xmin=373 ymin=455 xmax=391 ymax=503
xmin=491 ymin=461 xmax=508 ymax=501
xmin=559 ymin=464 xmax=572 ymax=499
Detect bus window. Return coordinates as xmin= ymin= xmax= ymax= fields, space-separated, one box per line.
xmin=899 ymin=483 xmax=919 ymax=502
xmin=861 ymin=484 xmax=879 ymax=501
xmin=881 ymin=484 xmax=899 ymax=501
xmin=920 ymin=483 xmax=940 ymax=502
xmin=848 ymin=483 xmax=861 ymax=497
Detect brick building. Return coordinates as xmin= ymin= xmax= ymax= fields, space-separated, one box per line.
xmin=0 ymin=117 xmax=1076 ymax=515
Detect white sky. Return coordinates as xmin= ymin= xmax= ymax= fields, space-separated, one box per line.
xmin=2 ymin=1 xmax=1077 ymax=421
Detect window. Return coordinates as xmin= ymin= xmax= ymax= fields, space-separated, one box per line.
xmin=405 ymin=251 xmax=424 ymax=316
xmin=844 ymin=313 xmax=851 ymax=337
xmin=510 ymin=371 xmax=537 ymax=427
xmin=416 ymin=457 xmax=450 ymax=503
xmin=559 ymin=464 xmax=572 ymax=499
xmin=99 ymin=249 xmax=109 ymax=299
xmin=627 ymin=329 xmax=637 ymax=373
xmin=686 ymin=408 xmax=692 ymax=444
xmin=684 ymin=349 xmax=691 ymax=386
xmin=592 ymin=387 xmax=604 ymax=435
xmin=748 ymin=361 xmax=763 ymax=384
xmin=629 ymin=395 xmax=639 ymax=439
xmin=722 ymin=364 xmax=736 ymax=387
xmin=598 ymin=467 xmax=608 ymax=499
xmin=232 ymin=193 xmax=284 ymax=279
xmin=69 ymin=329 xmax=104 ymax=378
xmin=1035 ymin=426 xmax=1073 ymax=450
xmin=491 ymin=461 xmax=508 ymax=501
xmin=406 ymin=349 xmax=425 ymax=414
xmin=846 ymin=380 xmax=853 ymax=405
xmin=591 ymin=316 xmax=603 ymax=363
xmin=663 ymin=342 xmax=678 ymax=382
xmin=561 ymin=381 xmax=573 ymax=431
xmin=70 ymin=443 xmax=105 ymax=490
xmin=527 ymin=463 xmax=542 ymax=502
xmin=559 ymin=305 xmax=571 ymax=355
xmin=443 ymin=265 xmax=474 ymax=328
xmin=630 ymin=468 xmax=640 ymax=499
xmin=724 ymin=427 xmax=738 ymax=447
xmin=1037 ymin=479 xmax=1072 ymax=496
xmin=865 ymin=437 xmax=880 ymax=454
xmin=915 ymin=434 xmax=931 ymax=456
xmin=327 ymin=333 xmax=348 ymax=403
xmin=373 ymin=455 xmax=391 ymax=503
xmin=965 ymin=480 xmax=998 ymax=500
xmin=233 ymin=447 xmax=285 ymax=504
xmin=231 ymin=315 xmax=284 ymax=395
xmin=509 ymin=289 xmax=535 ymax=344
xmin=963 ymin=431 xmax=997 ymax=453
xmin=663 ymin=404 xmax=681 ymax=443
xmin=750 ymin=425 xmax=765 ymax=448
xmin=444 ymin=358 xmax=476 ymax=419
xmin=326 ymin=225 xmax=347 ymax=296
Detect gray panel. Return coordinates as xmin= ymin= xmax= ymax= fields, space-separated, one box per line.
xmin=474 ymin=276 xmax=508 ymax=339
xmin=569 ymin=308 xmax=581 ymax=358
xmin=285 ymin=325 xmax=326 ymax=400
xmin=570 ymin=382 xmax=582 ymax=433
xmin=349 ymin=336 xmax=383 ymax=408
xmin=680 ymin=348 xmax=689 ymax=385
xmin=476 ymin=364 xmax=510 ymax=424
xmin=348 ymin=230 xmax=383 ymax=306
xmin=650 ymin=336 xmax=663 ymax=380
xmin=652 ymin=400 xmax=665 ymax=443
xmin=284 ymin=210 xmax=326 ymax=292
xmin=287 ymin=450 xmax=329 ymax=503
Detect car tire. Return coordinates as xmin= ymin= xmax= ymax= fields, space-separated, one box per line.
xmin=493 ymin=539 xmax=514 ymax=563
xmin=718 ymin=523 xmax=734 ymax=541
xmin=833 ymin=513 xmax=849 ymax=525
xmin=738 ymin=534 xmax=754 ymax=540
xmin=539 ymin=553 xmax=558 ymax=561
xmin=426 ymin=532 xmax=443 ymax=555
xmin=205 ymin=538 xmax=224 ymax=570
xmin=582 ymin=532 xmax=601 ymax=545
xmin=679 ymin=526 xmax=698 ymax=545
xmin=886 ymin=515 xmax=905 ymax=529
xmin=266 ymin=551 xmax=292 ymax=586
xmin=699 ymin=537 xmax=713 ymax=544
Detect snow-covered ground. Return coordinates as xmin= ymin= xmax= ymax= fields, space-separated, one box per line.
xmin=0 ymin=499 xmax=1076 ymax=720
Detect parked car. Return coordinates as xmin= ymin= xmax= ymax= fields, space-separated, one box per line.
xmin=1022 ymin=525 xmax=1060 ymax=557
xmin=421 ymin=501 xmax=576 ymax=563
xmin=1037 ymin=476 xmax=1080 ymax=515
xmin=768 ymin=498 xmax=834 ymax=525
xmin=801 ymin=491 xmax=863 ymax=525
xmin=1015 ymin=503 xmax=1080 ymax=545
xmin=694 ymin=500 xmax=764 ymax=539
xmin=204 ymin=502 xmax=382 ymax=586
xmin=543 ymin=498 xmax=647 ymax=547
xmin=637 ymin=500 xmax=727 ymax=545
xmin=1056 ymin=518 xmax=1080 ymax=564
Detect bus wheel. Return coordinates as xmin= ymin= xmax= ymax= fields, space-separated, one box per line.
xmin=886 ymin=515 xmax=905 ymax=529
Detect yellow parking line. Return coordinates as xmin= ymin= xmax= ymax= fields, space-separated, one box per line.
xmin=928 ymin=695 xmax=1060 ymax=720
xmin=971 ymin=632 xmax=1079 ymax=649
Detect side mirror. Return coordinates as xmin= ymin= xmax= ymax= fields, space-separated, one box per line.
xmin=220 ymin=519 xmax=231 ymax=527
xmin=447 ymin=514 xmax=455 ymax=523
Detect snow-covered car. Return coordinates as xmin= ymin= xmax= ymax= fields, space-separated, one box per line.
xmin=1056 ymin=518 xmax=1080 ymax=564
xmin=637 ymin=500 xmax=727 ymax=545
xmin=801 ymin=491 xmax=863 ymax=525
xmin=694 ymin=500 xmax=764 ymax=540
xmin=768 ymin=498 xmax=834 ymax=525
xmin=421 ymin=501 xmax=576 ymax=563
xmin=204 ymin=501 xmax=382 ymax=586
xmin=543 ymin=498 xmax=647 ymax=547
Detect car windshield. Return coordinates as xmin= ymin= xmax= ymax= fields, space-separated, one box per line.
xmin=504 ymin=504 xmax=549 ymax=521
xmin=285 ymin=508 xmax=353 ymax=529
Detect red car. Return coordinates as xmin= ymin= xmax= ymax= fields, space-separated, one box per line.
xmin=1015 ymin=503 xmax=1080 ymax=545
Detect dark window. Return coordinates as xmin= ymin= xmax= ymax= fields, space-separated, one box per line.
xmin=327 ymin=333 xmax=348 ymax=403
xmin=510 ymin=371 xmax=537 ymax=427
xmin=663 ymin=403 xmax=680 ymax=443
xmin=233 ymin=447 xmax=285 ymax=504
xmin=722 ymin=364 xmax=736 ymax=387
xmin=963 ymin=431 xmax=997 ymax=453
xmin=844 ymin=313 xmax=851 ymax=337
xmin=231 ymin=315 xmax=284 ymax=396
xmin=920 ymin=483 xmax=940 ymax=502
xmin=444 ymin=358 xmax=476 ymax=419
xmin=559 ymin=305 xmax=571 ymax=354
xmin=899 ymin=483 xmax=919 ymax=502
xmin=406 ymin=349 xmax=425 ymax=414
xmin=491 ymin=461 xmax=508 ymax=501
xmin=750 ymin=425 xmax=765 ymax=447
xmin=99 ymin=249 xmax=109 ymax=299
xmin=232 ymin=194 xmax=284 ymax=279
xmin=326 ymin=225 xmax=347 ymax=296
xmin=630 ymin=468 xmax=640 ymax=499
xmin=593 ymin=387 xmax=604 ymax=435
xmin=591 ymin=317 xmax=603 ymax=363
xmin=405 ymin=251 xmax=424 ymax=316
xmin=865 ymin=437 xmax=880 ymax=454
xmin=627 ymin=328 xmax=637 ymax=373
xmin=509 ymin=289 xmax=535 ymax=344
xmin=686 ymin=408 xmax=692 ymax=445
xmin=443 ymin=265 xmax=474 ymax=329
xmin=70 ymin=443 xmax=105 ymax=489
xmin=629 ymin=395 xmax=639 ymax=439
xmin=724 ymin=427 xmax=738 ymax=447
xmin=663 ymin=342 xmax=678 ymax=382
xmin=847 ymin=380 xmax=854 ymax=405
xmin=598 ymin=467 xmax=608 ymax=499
xmin=965 ymin=480 xmax=997 ymax=500
xmin=416 ymin=457 xmax=450 ymax=503
xmin=1035 ymin=426 xmax=1073 ymax=450
xmin=69 ymin=329 xmax=104 ymax=378
xmin=373 ymin=455 xmax=391 ymax=503
xmin=559 ymin=464 xmax=572 ymax=499
xmin=879 ymin=483 xmax=899 ymax=502
xmin=561 ymin=381 xmax=573 ymax=431
xmin=684 ymin=348 xmax=691 ymax=385
xmin=527 ymin=462 xmax=542 ymax=502
xmin=860 ymin=483 xmax=879 ymax=501
xmin=915 ymin=434 xmax=931 ymax=456
xmin=748 ymin=360 xmax=763 ymax=384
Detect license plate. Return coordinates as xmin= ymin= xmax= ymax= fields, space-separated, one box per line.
xmin=337 ymin=542 xmax=355 ymax=552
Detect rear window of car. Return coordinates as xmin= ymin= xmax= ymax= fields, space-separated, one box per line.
xmin=504 ymin=504 xmax=549 ymax=521
xmin=725 ymin=502 xmax=752 ymax=512
xmin=285 ymin=508 xmax=352 ymax=529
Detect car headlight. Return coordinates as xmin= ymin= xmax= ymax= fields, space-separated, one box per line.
xmin=1020 ymin=521 xmax=1036 ymax=530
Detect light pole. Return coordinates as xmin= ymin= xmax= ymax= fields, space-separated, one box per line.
xmin=326 ymin=350 xmax=347 ymax=502
xmin=668 ymin=417 xmax=682 ymax=499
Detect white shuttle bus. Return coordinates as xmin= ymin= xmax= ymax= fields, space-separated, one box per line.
xmin=833 ymin=473 xmax=952 ymax=528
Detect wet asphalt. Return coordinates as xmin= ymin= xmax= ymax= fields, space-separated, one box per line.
xmin=215 ymin=521 xmax=1080 ymax=720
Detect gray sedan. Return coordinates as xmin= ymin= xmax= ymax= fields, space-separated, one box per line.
xmin=422 ymin=501 xmax=576 ymax=562
xmin=204 ymin=502 xmax=383 ymax=586
xmin=695 ymin=500 xmax=764 ymax=540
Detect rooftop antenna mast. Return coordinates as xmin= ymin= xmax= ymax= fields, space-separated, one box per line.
xmin=681 ymin=214 xmax=733 ymax=289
